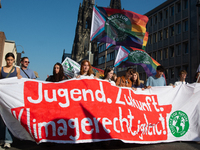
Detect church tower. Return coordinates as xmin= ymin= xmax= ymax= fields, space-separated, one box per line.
xmin=71 ymin=0 xmax=122 ymax=62
xmin=110 ymin=0 xmax=121 ymax=9
xmin=71 ymin=0 xmax=96 ymax=62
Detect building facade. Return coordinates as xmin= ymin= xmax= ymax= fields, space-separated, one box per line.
xmin=0 ymin=32 xmax=18 ymax=67
xmin=137 ymin=0 xmax=200 ymax=84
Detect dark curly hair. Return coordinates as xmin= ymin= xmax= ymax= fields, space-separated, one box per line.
xmin=52 ymin=62 xmax=65 ymax=82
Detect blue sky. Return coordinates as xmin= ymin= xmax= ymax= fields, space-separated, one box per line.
xmin=0 ymin=0 xmax=166 ymax=80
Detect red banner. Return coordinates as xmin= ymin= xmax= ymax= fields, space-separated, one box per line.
xmin=11 ymin=79 xmax=172 ymax=143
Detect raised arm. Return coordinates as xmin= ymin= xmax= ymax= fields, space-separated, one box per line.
xmin=16 ymin=67 xmax=22 ymax=79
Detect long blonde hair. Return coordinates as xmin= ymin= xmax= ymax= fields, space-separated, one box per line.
xmin=132 ymin=71 xmax=141 ymax=87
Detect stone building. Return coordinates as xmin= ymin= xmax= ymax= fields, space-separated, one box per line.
xmin=137 ymin=0 xmax=200 ymax=84
xmin=71 ymin=0 xmax=97 ymax=62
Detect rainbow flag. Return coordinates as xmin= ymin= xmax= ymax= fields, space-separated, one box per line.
xmin=114 ymin=46 xmax=160 ymax=77
xmin=90 ymin=6 xmax=148 ymax=49
xmin=142 ymin=32 xmax=148 ymax=50
xmin=105 ymin=32 xmax=148 ymax=51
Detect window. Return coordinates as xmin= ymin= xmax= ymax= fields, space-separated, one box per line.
xmin=149 ymin=35 xmax=152 ymax=44
xmin=170 ymin=6 xmax=174 ymax=16
xmin=98 ymin=43 xmax=106 ymax=53
xmin=154 ymin=15 xmax=157 ymax=24
xmin=149 ymin=17 xmax=152 ymax=26
xmin=158 ymin=50 xmax=163 ymax=60
xmin=106 ymin=52 xmax=114 ymax=62
xmin=183 ymin=0 xmax=188 ymax=9
xmin=170 ymin=68 xmax=175 ymax=79
xmin=165 ymin=9 xmax=168 ymax=19
xmin=176 ymin=44 xmax=181 ymax=55
xmin=176 ymin=23 xmax=181 ymax=34
xmin=159 ymin=11 xmax=163 ymax=21
xmin=152 ymin=52 xmax=157 ymax=60
xmin=153 ymin=33 xmax=157 ymax=43
xmin=110 ymin=52 xmax=115 ymax=60
xmin=106 ymin=53 xmax=110 ymax=62
xmin=183 ymin=20 xmax=188 ymax=32
xmin=183 ymin=65 xmax=188 ymax=73
xmin=165 ymin=69 xmax=168 ymax=79
xmin=170 ymin=26 xmax=174 ymax=37
xmin=176 ymin=2 xmax=181 ymax=13
xmin=176 ymin=66 xmax=181 ymax=80
xmin=158 ymin=31 xmax=163 ymax=41
xmin=85 ymin=21 xmax=88 ymax=29
xmin=164 ymin=28 xmax=168 ymax=39
xmin=164 ymin=48 xmax=168 ymax=59
xmin=170 ymin=46 xmax=174 ymax=57
xmin=98 ymin=56 xmax=105 ymax=65
xmin=184 ymin=42 xmax=189 ymax=54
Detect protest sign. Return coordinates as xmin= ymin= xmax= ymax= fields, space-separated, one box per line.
xmin=0 ymin=78 xmax=200 ymax=144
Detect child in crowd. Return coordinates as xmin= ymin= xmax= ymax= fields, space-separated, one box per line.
xmin=115 ymin=68 xmax=133 ymax=87
xmin=174 ymin=70 xmax=188 ymax=86
xmin=103 ymin=67 xmax=116 ymax=86
xmin=46 ymin=62 xmax=67 ymax=82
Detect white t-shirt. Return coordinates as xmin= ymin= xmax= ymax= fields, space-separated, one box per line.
xmin=110 ymin=80 xmax=116 ymax=86
xmin=75 ymin=73 xmax=95 ymax=79
xmin=174 ymin=81 xmax=188 ymax=86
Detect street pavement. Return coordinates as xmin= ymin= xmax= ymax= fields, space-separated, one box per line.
xmin=0 ymin=138 xmax=200 ymax=150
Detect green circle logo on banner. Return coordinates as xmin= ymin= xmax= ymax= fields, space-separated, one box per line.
xmin=105 ymin=13 xmax=131 ymax=42
xmin=169 ymin=110 xmax=189 ymax=137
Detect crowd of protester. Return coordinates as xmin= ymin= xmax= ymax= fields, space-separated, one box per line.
xmin=0 ymin=52 xmax=200 ymax=148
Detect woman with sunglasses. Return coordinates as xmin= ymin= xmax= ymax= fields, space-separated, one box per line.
xmin=0 ymin=52 xmax=22 ymax=148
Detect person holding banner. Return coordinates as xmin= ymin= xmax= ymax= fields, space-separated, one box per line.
xmin=0 ymin=52 xmax=21 ymax=79
xmin=0 ymin=52 xmax=22 ymax=148
xmin=146 ymin=65 xmax=166 ymax=89
xmin=76 ymin=60 xmax=95 ymax=79
xmin=174 ymin=70 xmax=188 ymax=86
xmin=46 ymin=62 xmax=67 ymax=82
xmin=131 ymin=71 xmax=144 ymax=90
xmin=194 ymin=72 xmax=200 ymax=83
xmin=115 ymin=68 xmax=133 ymax=87
xmin=103 ymin=67 xmax=116 ymax=86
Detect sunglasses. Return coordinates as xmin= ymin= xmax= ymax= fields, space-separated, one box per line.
xmin=24 ymin=61 xmax=30 ymax=63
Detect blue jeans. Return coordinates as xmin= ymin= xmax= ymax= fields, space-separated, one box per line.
xmin=0 ymin=115 xmax=13 ymax=143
